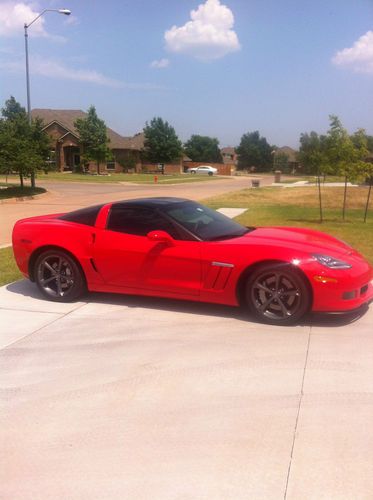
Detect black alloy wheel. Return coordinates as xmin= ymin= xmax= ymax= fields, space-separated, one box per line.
xmin=34 ymin=250 xmax=85 ymax=302
xmin=245 ymin=264 xmax=310 ymax=325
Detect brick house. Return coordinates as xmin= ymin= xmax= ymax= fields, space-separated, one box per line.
xmin=221 ymin=146 xmax=238 ymax=166
xmin=31 ymin=109 xmax=143 ymax=173
xmin=273 ymin=146 xmax=299 ymax=173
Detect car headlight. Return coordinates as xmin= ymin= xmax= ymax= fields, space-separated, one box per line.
xmin=313 ymin=253 xmax=352 ymax=269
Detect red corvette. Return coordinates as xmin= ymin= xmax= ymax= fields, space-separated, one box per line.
xmin=12 ymin=197 xmax=373 ymax=324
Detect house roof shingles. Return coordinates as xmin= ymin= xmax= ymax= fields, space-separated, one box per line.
xmin=31 ymin=109 xmax=144 ymax=150
xmin=274 ymin=146 xmax=298 ymax=162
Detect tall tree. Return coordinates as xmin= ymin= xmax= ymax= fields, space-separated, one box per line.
xmin=236 ymin=131 xmax=272 ymax=171
xmin=74 ymin=106 xmax=111 ymax=175
xmin=2 ymin=96 xmax=26 ymax=121
xmin=298 ymin=132 xmax=328 ymax=175
xmin=0 ymin=96 xmax=50 ymax=188
xmin=298 ymin=131 xmax=329 ymax=222
xmin=143 ymin=117 xmax=183 ymax=164
xmin=184 ymin=135 xmax=222 ymax=163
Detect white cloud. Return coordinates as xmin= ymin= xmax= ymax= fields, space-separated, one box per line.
xmin=0 ymin=56 xmax=165 ymax=90
xmin=32 ymin=58 xmax=124 ymax=87
xmin=0 ymin=56 xmax=123 ymax=87
xmin=0 ymin=2 xmax=47 ymax=37
xmin=150 ymin=58 xmax=170 ymax=69
xmin=332 ymin=31 xmax=373 ymax=74
xmin=164 ymin=0 xmax=240 ymax=60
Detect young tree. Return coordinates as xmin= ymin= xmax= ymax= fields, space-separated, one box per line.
xmin=324 ymin=116 xmax=368 ymax=219
xmin=0 ymin=96 xmax=50 ymax=188
xmin=118 ymin=151 xmax=137 ymax=172
xmin=143 ymin=117 xmax=183 ymax=164
xmin=298 ymin=131 xmax=330 ymax=222
xmin=236 ymin=131 xmax=272 ymax=171
xmin=184 ymin=135 xmax=222 ymax=163
xmin=74 ymin=106 xmax=111 ymax=175
xmin=363 ymin=162 xmax=373 ymax=223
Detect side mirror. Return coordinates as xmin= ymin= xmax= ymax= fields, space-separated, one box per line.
xmin=147 ymin=230 xmax=174 ymax=244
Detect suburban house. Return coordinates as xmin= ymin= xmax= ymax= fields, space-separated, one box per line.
xmin=221 ymin=146 xmax=238 ymax=166
xmin=273 ymin=146 xmax=299 ymax=172
xmin=31 ymin=109 xmax=144 ymax=174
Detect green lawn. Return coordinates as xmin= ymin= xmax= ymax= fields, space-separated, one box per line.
xmin=0 ymin=247 xmax=22 ymax=286
xmin=1 ymin=172 xmax=224 ymax=186
xmin=0 ymin=185 xmax=46 ymax=200
xmin=36 ymin=172 xmax=223 ymax=184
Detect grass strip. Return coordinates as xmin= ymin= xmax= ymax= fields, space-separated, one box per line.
xmin=0 ymin=247 xmax=22 ymax=286
xmin=0 ymin=186 xmax=46 ymax=200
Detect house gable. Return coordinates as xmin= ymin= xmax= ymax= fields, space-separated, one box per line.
xmin=43 ymin=121 xmax=72 ymax=141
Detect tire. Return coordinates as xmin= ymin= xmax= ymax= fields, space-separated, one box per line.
xmin=191 ymin=170 xmax=196 ymax=174
xmin=245 ymin=264 xmax=310 ymax=325
xmin=34 ymin=249 xmax=86 ymax=302
xmin=208 ymin=171 xmax=213 ymax=176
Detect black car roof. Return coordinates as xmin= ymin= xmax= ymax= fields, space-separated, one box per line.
xmin=113 ymin=197 xmax=190 ymax=209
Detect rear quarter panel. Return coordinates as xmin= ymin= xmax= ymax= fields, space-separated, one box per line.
xmin=12 ymin=218 xmax=103 ymax=286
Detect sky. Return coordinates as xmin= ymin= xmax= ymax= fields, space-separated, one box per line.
xmin=0 ymin=0 xmax=372 ymax=148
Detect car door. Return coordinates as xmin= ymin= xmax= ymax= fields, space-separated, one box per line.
xmin=93 ymin=205 xmax=202 ymax=297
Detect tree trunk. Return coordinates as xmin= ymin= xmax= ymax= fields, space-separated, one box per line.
xmin=96 ymin=160 xmax=100 ymax=175
xmin=342 ymin=175 xmax=348 ymax=220
xmin=364 ymin=178 xmax=372 ymax=223
xmin=19 ymin=172 xmax=24 ymax=189
xmin=31 ymin=170 xmax=35 ymax=189
xmin=317 ymin=171 xmax=323 ymax=223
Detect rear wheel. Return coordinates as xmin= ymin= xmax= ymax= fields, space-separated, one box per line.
xmin=34 ymin=249 xmax=85 ymax=302
xmin=245 ymin=264 xmax=310 ymax=325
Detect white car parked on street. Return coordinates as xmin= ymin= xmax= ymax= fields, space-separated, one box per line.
xmin=187 ymin=165 xmax=218 ymax=176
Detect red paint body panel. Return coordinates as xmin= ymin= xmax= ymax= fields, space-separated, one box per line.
xmin=12 ymin=204 xmax=373 ymax=313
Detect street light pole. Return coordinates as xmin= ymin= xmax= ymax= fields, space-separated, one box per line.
xmin=24 ymin=8 xmax=71 ymax=186
xmin=24 ymin=23 xmax=31 ymax=124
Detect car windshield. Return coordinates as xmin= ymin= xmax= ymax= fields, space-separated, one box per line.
xmin=164 ymin=201 xmax=253 ymax=241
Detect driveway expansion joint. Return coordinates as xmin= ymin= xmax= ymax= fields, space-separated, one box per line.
xmin=284 ymin=327 xmax=312 ymax=499
xmin=0 ymin=301 xmax=88 ymax=350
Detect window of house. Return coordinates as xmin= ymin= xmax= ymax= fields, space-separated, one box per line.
xmin=106 ymin=161 xmax=116 ymax=170
xmin=47 ymin=150 xmax=56 ymax=169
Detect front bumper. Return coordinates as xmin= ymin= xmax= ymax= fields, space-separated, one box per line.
xmin=311 ymin=275 xmax=373 ymax=312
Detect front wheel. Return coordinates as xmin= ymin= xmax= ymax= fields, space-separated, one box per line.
xmin=208 ymin=171 xmax=213 ymax=176
xmin=245 ymin=264 xmax=310 ymax=325
xmin=34 ymin=249 xmax=86 ymax=302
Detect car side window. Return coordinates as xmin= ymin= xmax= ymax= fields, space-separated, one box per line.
xmin=107 ymin=206 xmax=179 ymax=238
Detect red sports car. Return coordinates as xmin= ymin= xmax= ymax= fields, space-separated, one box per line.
xmin=12 ymin=197 xmax=373 ymax=324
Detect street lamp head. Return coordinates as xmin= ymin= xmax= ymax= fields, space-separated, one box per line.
xmin=58 ymin=9 xmax=71 ymax=15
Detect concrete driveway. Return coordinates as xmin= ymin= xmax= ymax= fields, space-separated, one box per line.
xmin=1 ymin=279 xmax=373 ymax=499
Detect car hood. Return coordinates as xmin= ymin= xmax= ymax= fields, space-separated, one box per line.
xmin=243 ymin=226 xmax=356 ymax=257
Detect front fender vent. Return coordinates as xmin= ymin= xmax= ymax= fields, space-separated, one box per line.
xmin=204 ymin=262 xmax=234 ymax=290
